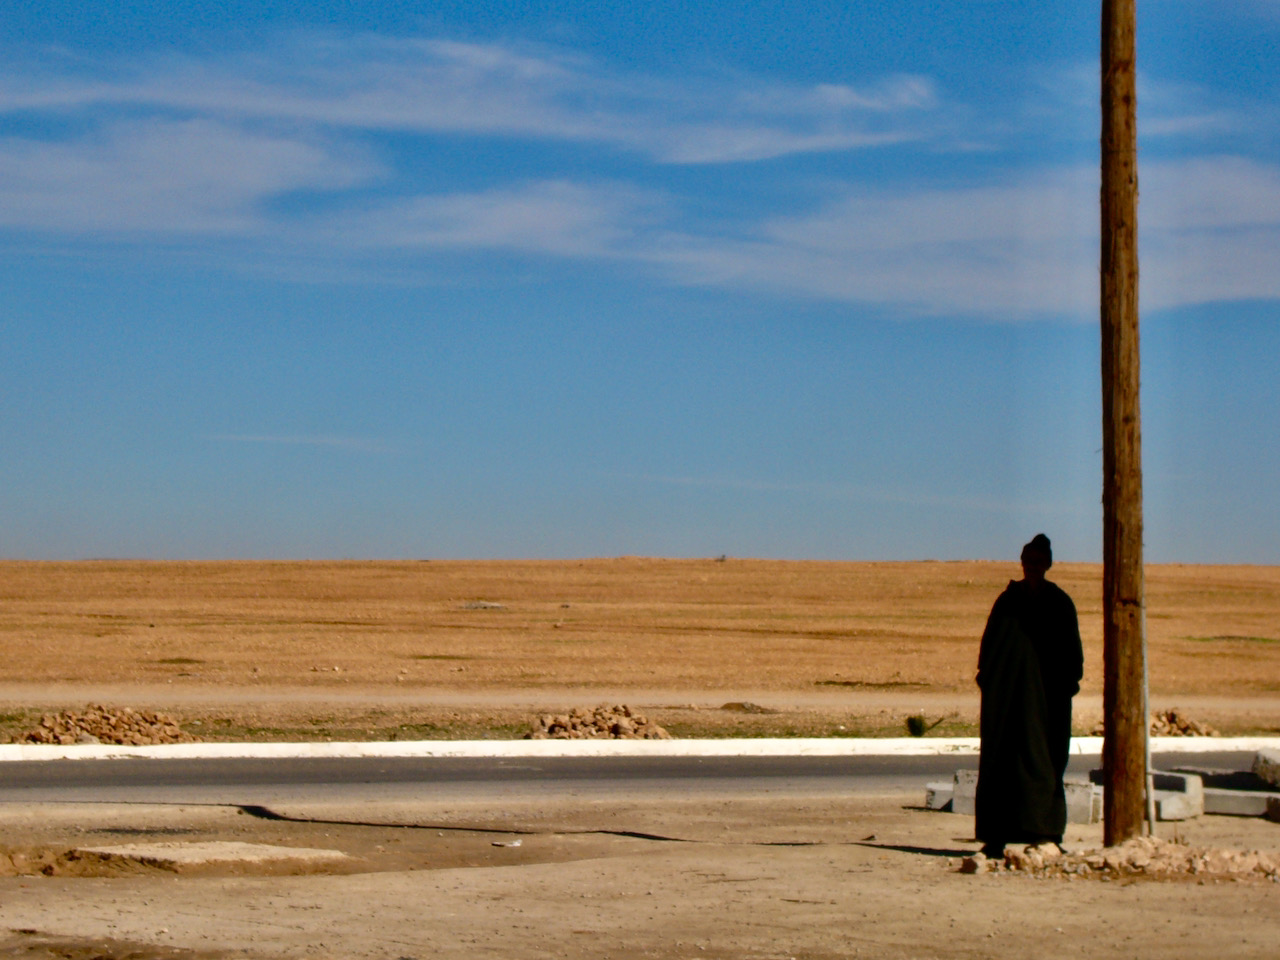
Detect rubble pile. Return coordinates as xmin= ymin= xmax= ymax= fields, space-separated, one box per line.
xmin=1150 ymin=709 xmax=1219 ymax=737
xmin=1090 ymin=708 xmax=1218 ymax=737
xmin=961 ymin=837 xmax=1280 ymax=880
xmin=526 ymin=704 xmax=672 ymax=740
xmin=13 ymin=704 xmax=199 ymax=746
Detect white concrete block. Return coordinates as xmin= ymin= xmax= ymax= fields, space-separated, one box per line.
xmin=1091 ymin=769 xmax=1205 ymax=819
xmin=952 ymin=769 xmax=978 ymax=816
xmin=1065 ymin=780 xmax=1102 ymax=824
xmin=1153 ymin=791 xmax=1198 ymax=821
xmin=951 ymin=771 xmax=1100 ymax=822
xmin=1152 ymin=772 xmax=1204 ymax=817
xmin=1153 ymin=771 xmax=1204 ymax=810
xmin=925 ymin=781 xmax=953 ymax=811
xmin=1253 ymin=749 xmax=1280 ymax=788
xmin=1204 ymin=787 xmax=1279 ymax=817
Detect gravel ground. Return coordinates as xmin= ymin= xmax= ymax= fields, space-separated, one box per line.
xmin=3 ymin=793 xmax=1280 ymax=960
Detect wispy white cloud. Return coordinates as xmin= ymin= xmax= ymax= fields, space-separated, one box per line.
xmin=641 ymin=156 xmax=1280 ymax=317
xmin=636 ymin=167 xmax=1100 ymax=317
xmin=321 ymin=180 xmax=662 ymax=257
xmin=1141 ymin=156 xmax=1280 ymax=308
xmin=1 ymin=36 xmax=939 ymax=165
xmin=0 ymin=118 xmax=377 ymax=233
xmin=3 ymin=35 xmax=1280 ymax=317
xmin=1028 ymin=62 xmax=1254 ymax=146
xmin=1143 ymin=156 xmax=1280 ymax=231
xmin=6 ymin=121 xmax=1279 ymax=317
xmin=1139 ymin=75 xmax=1248 ymax=142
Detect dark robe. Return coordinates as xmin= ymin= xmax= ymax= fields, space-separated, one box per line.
xmin=975 ymin=578 xmax=1083 ymax=846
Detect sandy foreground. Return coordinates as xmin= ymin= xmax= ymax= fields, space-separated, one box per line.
xmin=2 ymin=792 xmax=1280 ymax=960
xmin=2 ymin=559 xmax=1279 ymax=958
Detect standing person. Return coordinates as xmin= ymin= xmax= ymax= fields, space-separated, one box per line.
xmin=974 ymin=534 xmax=1084 ymax=858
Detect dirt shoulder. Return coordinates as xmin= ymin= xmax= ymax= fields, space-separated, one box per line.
xmin=3 ymin=683 xmax=1280 ymax=743
xmin=3 ymin=793 xmax=1279 ymax=960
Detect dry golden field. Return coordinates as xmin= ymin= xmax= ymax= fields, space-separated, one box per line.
xmin=2 ymin=558 xmax=1278 ymax=739
xmin=4 ymin=559 xmax=1280 ymax=960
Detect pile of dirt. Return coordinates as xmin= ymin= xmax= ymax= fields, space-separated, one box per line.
xmin=12 ymin=704 xmax=199 ymax=746
xmin=525 ymin=704 xmax=672 ymax=740
xmin=1149 ymin=708 xmax=1219 ymax=736
xmin=962 ymin=837 xmax=1280 ymax=880
xmin=1090 ymin=708 xmax=1219 ymax=737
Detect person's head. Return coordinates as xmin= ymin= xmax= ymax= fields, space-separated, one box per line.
xmin=1020 ymin=533 xmax=1052 ymax=585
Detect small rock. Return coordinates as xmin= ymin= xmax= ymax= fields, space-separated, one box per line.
xmin=959 ymin=853 xmax=994 ymax=874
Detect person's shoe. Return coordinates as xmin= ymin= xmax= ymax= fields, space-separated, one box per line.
xmin=980 ymin=843 xmax=1005 ymax=859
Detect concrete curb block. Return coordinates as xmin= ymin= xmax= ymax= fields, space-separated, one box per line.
xmin=2 ymin=736 xmax=1278 ymax=763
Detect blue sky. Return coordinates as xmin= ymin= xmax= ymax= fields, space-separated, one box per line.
xmin=2 ymin=1 xmax=1278 ymax=563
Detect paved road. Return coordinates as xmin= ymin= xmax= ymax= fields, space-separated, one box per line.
xmin=0 ymin=751 xmax=1255 ymax=806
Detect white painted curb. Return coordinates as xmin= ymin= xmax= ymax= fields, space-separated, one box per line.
xmin=1 ymin=736 xmax=1277 ymax=763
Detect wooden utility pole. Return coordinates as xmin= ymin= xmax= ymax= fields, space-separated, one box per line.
xmin=1100 ymin=0 xmax=1147 ymax=846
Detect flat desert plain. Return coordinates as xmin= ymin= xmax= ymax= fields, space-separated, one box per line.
xmin=4 ymin=558 xmax=1280 ymax=960
xmin=2 ymin=557 xmax=1278 ymax=738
